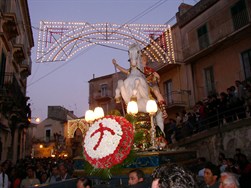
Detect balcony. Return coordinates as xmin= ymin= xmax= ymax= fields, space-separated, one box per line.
xmin=2 ymin=13 xmax=19 ymax=40
xmin=20 ymin=57 xmax=32 ymax=78
xmin=0 ymin=73 xmax=28 ymax=117
xmin=32 ymin=136 xmax=57 ymax=144
xmin=94 ymin=90 xmax=112 ymax=102
xmin=13 ymin=44 xmax=25 ymax=64
xmin=165 ymin=90 xmax=191 ymax=109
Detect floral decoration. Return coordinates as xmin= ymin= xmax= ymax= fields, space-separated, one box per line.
xmin=83 ymin=115 xmax=134 ymax=169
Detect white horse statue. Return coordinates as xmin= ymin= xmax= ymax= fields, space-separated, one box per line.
xmin=114 ymin=43 xmax=165 ymax=135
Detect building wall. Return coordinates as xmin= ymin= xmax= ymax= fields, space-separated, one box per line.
xmin=0 ymin=0 xmax=34 ymax=163
xmin=27 ymin=106 xmax=78 ymax=158
xmin=192 ymin=38 xmax=251 ymax=100
xmin=176 ymin=118 xmax=251 ymax=164
xmin=88 ymin=72 xmax=126 ymax=115
xmin=175 ymin=0 xmax=251 ymax=101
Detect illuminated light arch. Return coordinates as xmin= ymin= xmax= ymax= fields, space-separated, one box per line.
xmin=37 ymin=21 xmax=175 ymax=64
xmin=67 ymin=118 xmax=89 ymax=138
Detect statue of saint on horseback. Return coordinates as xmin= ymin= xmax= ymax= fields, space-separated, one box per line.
xmin=112 ymin=43 xmax=168 ymax=137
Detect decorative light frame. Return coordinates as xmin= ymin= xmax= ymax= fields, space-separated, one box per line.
xmin=37 ymin=21 xmax=175 ymax=64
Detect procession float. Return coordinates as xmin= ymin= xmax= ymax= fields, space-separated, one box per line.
xmin=68 ymin=44 xmax=196 ymax=182
xmin=36 ymin=21 xmax=197 ymax=184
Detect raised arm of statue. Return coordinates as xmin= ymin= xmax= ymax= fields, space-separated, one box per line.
xmin=112 ymin=59 xmax=129 ymax=75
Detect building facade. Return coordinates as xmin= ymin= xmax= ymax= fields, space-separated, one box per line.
xmin=26 ymin=106 xmax=78 ymax=158
xmin=0 ymin=0 xmax=34 ymax=162
xmin=176 ymin=0 xmax=251 ymax=100
xmin=150 ymin=0 xmax=251 ymax=119
xmin=88 ymin=72 xmax=126 ymax=115
xmin=87 ymin=0 xmax=251 ymax=127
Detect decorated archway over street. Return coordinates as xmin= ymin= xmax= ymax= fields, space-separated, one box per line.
xmin=36 ymin=21 xmax=175 ymax=64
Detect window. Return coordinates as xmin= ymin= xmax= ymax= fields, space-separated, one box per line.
xmin=204 ymin=66 xmax=216 ymax=96
xmin=164 ymin=80 xmax=172 ymax=105
xmin=197 ymin=24 xmax=209 ymax=50
xmin=0 ymin=50 xmax=6 ymax=88
xmin=242 ymin=49 xmax=251 ymax=79
xmin=231 ymin=0 xmax=249 ymax=30
xmin=45 ymin=129 xmax=51 ymax=142
xmin=100 ymin=84 xmax=108 ymax=97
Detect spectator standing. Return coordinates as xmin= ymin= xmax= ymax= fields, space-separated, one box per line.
xmin=235 ymin=80 xmax=246 ymax=119
xmin=238 ymin=154 xmax=251 ymax=188
xmin=175 ymin=112 xmax=182 ymax=128
xmin=40 ymin=172 xmax=48 ymax=184
xmin=233 ymin=148 xmax=242 ymax=164
xmin=218 ymin=92 xmax=228 ymax=124
xmin=196 ymin=101 xmax=206 ymax=131
xmin=225 ymin=158 xmax=239 ymax=175
xmin=0 ymin=163 xmax=9 ymax=188
xmin=20 ymin=166 xmax=40 ymax=188
xmin=202 ymin=162 xmax=220 ymax=188
xmin=9 ymin=167 xmax=22 ymax=188
xmin=128 ymin=169 xmax=149 ymax=188
xmin=219 ymin=172 xmax=239 ymax=188
xmin=46 ymin=164 xmax=59 ymax=184
xmin=56 ymin=163 xmax=72 ymax=181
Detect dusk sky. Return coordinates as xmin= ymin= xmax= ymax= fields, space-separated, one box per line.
xmin=27 ymin=0 xmax=197 ymax=121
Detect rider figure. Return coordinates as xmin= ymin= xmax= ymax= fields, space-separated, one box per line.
xmin=112 ymin=55 xmax=168 ymax=119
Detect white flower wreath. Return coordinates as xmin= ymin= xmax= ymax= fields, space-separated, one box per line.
xmin=84 ymin=118 xmax=123 ymax=159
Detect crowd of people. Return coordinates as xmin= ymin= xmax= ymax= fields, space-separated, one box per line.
xmin=164 ymin=80 xmax=251 ymax=144
xmin=0 ymin=147 xmax=250 ymax=188
xmin=126 ymin=148 xmax=251 ymax=188
xmin=0 ymin=80 xmax=250 ymax=188
xmin=0 ymin=157 xmax=74 ymax=188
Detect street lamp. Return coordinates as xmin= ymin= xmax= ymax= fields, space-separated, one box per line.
xmin=146 ymin=99 xmax=158 ymax=150
xmin=28 ymin=117 xmax=41 ymax=123
xmin=94 ymin=107 xmax=104 ymax=119
xmin=85 ymin=110 xmax=95 ymax=123
xmin=85 ymin=107 xmax=105 ymax=124
xmin=127 ymin=100 xmax=138 ymax=115
xmin=34 ymin=117 xmax=40 ymax=123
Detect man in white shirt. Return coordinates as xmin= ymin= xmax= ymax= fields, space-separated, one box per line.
xmin=20 ymin=166 xmax=40 ymax=188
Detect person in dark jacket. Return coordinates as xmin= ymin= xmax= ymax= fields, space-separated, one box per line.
xmin=56 ymin=163 xmax=71 ymax=181
xmin=128 ymin=169 xmax=150 ymax=188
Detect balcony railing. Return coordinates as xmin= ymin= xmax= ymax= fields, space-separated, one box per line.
xmin=0 ymin=73 xmax=27 ymax=106
xmin=165 ymin=90 xmax=191 ymax=108
xmin=93 ymin=90 xmax=112 ymax=101
xmin=32 ymin=135 xmax=65 ymax=144
xmin=166 ymin=105 xmax=250 ymax=145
